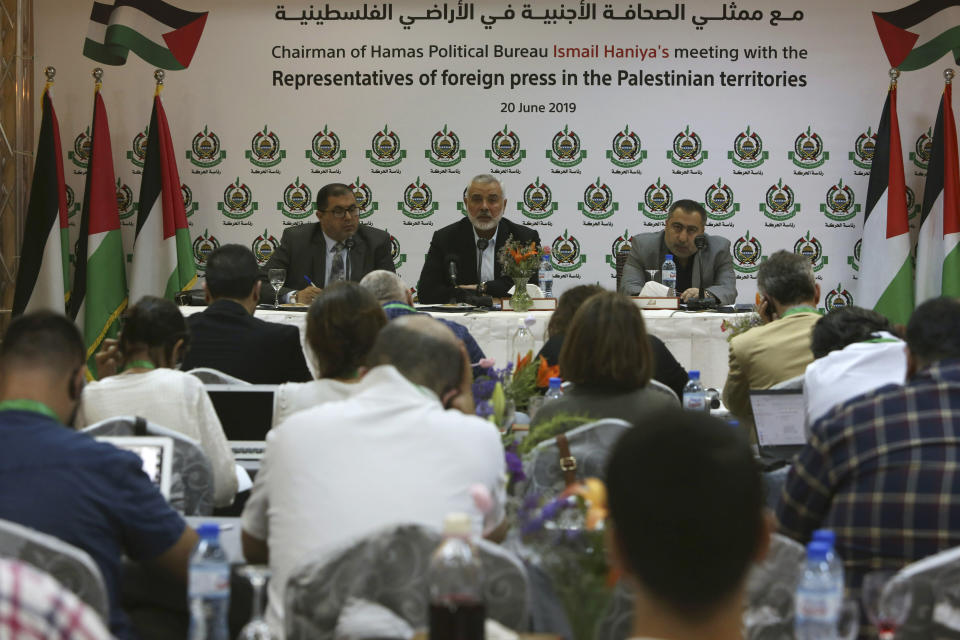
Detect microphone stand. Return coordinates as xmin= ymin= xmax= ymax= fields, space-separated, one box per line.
xmin=685 ymin=235 xmax=717 ymax=311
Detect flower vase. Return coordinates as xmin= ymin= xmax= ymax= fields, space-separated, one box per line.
xmin=511 ymin=276 xmax=534 ymax=312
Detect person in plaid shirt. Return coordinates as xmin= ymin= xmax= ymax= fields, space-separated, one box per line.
xmin=777 ymin=296 xmax=960 ymax=596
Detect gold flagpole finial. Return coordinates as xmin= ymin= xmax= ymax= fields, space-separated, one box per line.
xmin=92 ymin=67 xmax=103 ymax=91
xmin=44 ymin=66 xmax=55 ymax=82
xmin=154 ymin=69 xmax=165 ymax=96
xmin=945 ymin=68 xmax=955 ymax=84
xmin=889 ymin=68 xmax=900 ymax=88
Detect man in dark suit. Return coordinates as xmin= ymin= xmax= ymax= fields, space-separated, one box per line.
xmin=261 ymin=183 xmax=395 ymax=306
xmin=183 ymin=244 xmax=312 ymax=383
xmin=417 ymin=174 xmax=540 ymax=303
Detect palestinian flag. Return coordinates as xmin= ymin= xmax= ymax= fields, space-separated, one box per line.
xmin=12 ymin=84 xmax=69 ymax=316
xmin=129 ymin=90 xmax=197 ymax=303
xmin=68 ymin=86 xmax=127 ymax=377
xmin=916 ymin=80 xmax=960 ymax=303
xmin=873 ymin=1 xmax=960 ymax=70
xmin=859 ymin=82 xmax=915 ymax=325
xmin=84 ymin=0 xmax=208 ymax=70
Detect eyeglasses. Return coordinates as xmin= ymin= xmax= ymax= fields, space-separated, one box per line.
xmin=320 ymin=205 xmax=359 ymax=219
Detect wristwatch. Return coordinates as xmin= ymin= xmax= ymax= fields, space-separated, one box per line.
xmin=478 ymin=281 xmax=486 ymax=295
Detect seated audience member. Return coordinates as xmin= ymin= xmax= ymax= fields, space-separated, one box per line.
xmin=606 ymin=409 xmax=769 ymax=640
xmin=722 ymin=250 xmax=820 ymax=430
xmin=180 ymin=244 xmax=312 ymax=384
xmin=804 ymin=306 xmax=907 ymax=424
xmin=76 ymin=296 xmax=238 ymax=507
xmin=531 ymin=292 xmax=678 ymax=434
xmin=242 ymin=315 xmax=505 ymax=635
xmin=777 ymin=297 xmax=960 ymax=597
xmin=272 ymin=282 xmax=387 ymax=426
xmin=0 ymin=312 xmax=196 ymax=640
xmin=359 ymin=270 xmax=486 ymax=373
xmin=536 ymin=284 xmax=688 ymax=398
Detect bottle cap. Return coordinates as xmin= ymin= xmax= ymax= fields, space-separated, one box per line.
xmin=688 ymin=370 xmax=700 ymax=379
xmin=812 ymin=529 xmax=836 ymax=548
xmin=665 ymin=254 xmax=673 ymax=260
xmin=196 ymin=523 xmax=220 ymax=540
xmin=806 ymin=541 xmax=830 ymax=561
xmin=549 ymin=376 xmax=562 ymax=388
xmin=443 ymin=512 xmax=472 ymax=536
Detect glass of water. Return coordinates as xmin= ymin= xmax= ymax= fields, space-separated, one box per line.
xmin=268 ymin=268 xmax=285 ymax=310
xmin=236 ymin=565 xmax=275 ymax=639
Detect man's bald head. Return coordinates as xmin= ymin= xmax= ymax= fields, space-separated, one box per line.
xmin=365 ymin=315 xmax=464 ymax=397
xmin=359 ymin=270 xmax=408 ymax=304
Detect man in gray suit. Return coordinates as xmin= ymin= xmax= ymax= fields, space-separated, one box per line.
xmin=618 ymin=199 xmax=737 ymax=304
xmin=260 ymin=183 xmax=395 ymax=305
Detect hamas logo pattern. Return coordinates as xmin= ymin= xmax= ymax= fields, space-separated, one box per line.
xmin=276 ymin=177 xmax=313 ymax=220
xmin=68 ymin=128 xmax=92 ymax=169
xmin=485 ymin=125 xmax=526 ymax=167
xmin=251 ymin=229 xmax=279 ymax=265
xmin=906 ymin=186 xmax=921 ymax=220
xmin=759 ymin=179 xmax=801 ymax=221
xmin=825 ymin=283 xmax=853 ymax=312
xmin=517 ymin=177 xmax=558 ymax=220
xmin=605 ymin=229 xmax=634 ymax=270
xmin=366 ymin=125 xmax=406 ymax=168
xmin=667 ymin=125 xmax=707 ymax=168
xmin=181 ymin=184 xmax=198 ymax=218
xmin=820 ymin=179 xmax=860 ymax=222
xmin=115 ymin=179 xmax=137 ymax=221
xmin=638 ymin=178 xmax=673 ymax=220
xmin=192 ymin=229 xmax=220 ymax=274
xmin=794 ymin=231 xmax=828 ymax=272
xmin=397 ymin=177 xmax=438 ymax=219
xmin=126 ymin=126 xmax=148 ymax=169
xmin=848 ymin=239 xmax=861 ymax=272
xmin=607 ymin=125 xmax=646 ymax=168
xmin=246 ymin=125 xmax=286 ymax=168
xmin=425 ymin=125 xmax=465 ymax=167
xmin=551 ymin=229 xmax=587 ymax=272
xmin=849 ymin=127 xmax=876 ymax=170
xmin=733 ymin=231 xmax=763 ymax=274
xmin=728 ymin=126 xmax=768 ymax=169
xmin=703 ymin=178 xmax=740 ymax=221
xmin=578 ymin=177 xmax=619 ymax=220
xmin=546 ymin=124 xmax=587 ymax=167
xmin=65 ymin=185 xmax=80 ymax=220
xmin=186 ymin=126 xmax=226 ymax=168
xmin=307 ymin=125 xmax=347 ymax=167
xmin=910 ymin=128 xmax=933 ymax=171
xmin=217 ymin=177 xmax=258 ymax=220
xmin=349 ymin=177 xmax=379 ymax=219
xmin=387 ymin=231 xmax=407 ymax=269
xmin=788 ymin=126 xmax=829 ymax=169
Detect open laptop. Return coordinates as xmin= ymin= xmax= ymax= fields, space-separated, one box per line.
xmin=749 ymin=389 xmax=807 ymax=466
xmin=205 ymin=384 xmax=277 ymax=461
xmin=97 ymin=436 xmax=174 ymax=499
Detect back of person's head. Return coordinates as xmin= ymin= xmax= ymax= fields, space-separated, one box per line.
xmin=757 ymin=250 xmax=816 ymax=307
xmin=120 ymin=296 xmax=190 ymax=367
xmin=204 ymin=244 xmax=259 ymax=299
xmin=606 ymin=408 xmax=764 ymax=620
xmin=906 ymin=296 xmax=960 ymax=367
xmin=0 ymin=311 xmax=85 ymax=375
xmin=547 ymin=284 xmax=604 ymax=337
xmin=359 ymin=270 xmax=407 ymax=303
xmin=559 ymin=291 xmax=652 ymax=391
xmin=811 ymin=306 xmax=894 ymax=358
xmin=365 ymin=315 xmax=463 ymax=399
xmin=306 ymin=282 xmax=387 ymax=379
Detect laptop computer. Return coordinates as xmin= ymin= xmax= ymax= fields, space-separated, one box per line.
xmin=97 ymin=436 xmax=174 ymax=499
xmin=749 ymin=389 xmax=807 ymax=465
xmin=205 ymin=384 xmax=277 ymax=460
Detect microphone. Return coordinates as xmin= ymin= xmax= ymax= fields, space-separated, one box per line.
xmin=687 ymin=234 xmax=717 ymax=310
xmin=344 ymin=237 xmax=355 ymax=250
xmin=476 ymin=238 xmax=489 ymax=251
xmin=445 ymin=254 xmax=459 ymax=287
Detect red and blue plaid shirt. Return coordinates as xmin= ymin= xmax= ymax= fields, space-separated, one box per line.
xmin=776 ymin=358 xmax=960 ymax=594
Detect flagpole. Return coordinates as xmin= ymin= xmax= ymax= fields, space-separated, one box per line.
xmin=155 ymin=68 xmax=164 ymax=96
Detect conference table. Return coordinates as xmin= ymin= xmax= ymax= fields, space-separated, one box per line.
xmin=181 ymin=306 xmax=747 ymax=390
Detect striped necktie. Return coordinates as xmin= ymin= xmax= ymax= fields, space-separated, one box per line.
xmin=330 ymin=242 xmax=345 ymax=283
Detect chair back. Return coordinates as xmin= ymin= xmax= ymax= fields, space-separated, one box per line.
xmin=186 ymin=367 xmax=252 ymax=385
xmin=0 ymin=518 xmax=109 ymax=622
xmin=742 ymin=533 xmax=805 ymax=639
xmin=648 ymin=378 xmax=680 ymax=404
xmin=770 ymin=374 xmax=804 ymax=391
xmin=82 ymin=416 xmax=215 ymax=515
xmin=888 ymin=545 xmax=960 ymax=639
xmin=615 ymin=244 xmax=632 ymax=292
xmin=284 ymin=523 xmax=529 ymax=640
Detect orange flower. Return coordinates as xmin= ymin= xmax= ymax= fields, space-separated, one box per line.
xmin=536 ymin=356 xmax=560 ymax=387
xmin=516 ymin=350 xmax=532 ymax=373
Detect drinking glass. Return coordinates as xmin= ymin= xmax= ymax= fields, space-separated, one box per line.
xmin=268 ymin=268 xmax=285 ymax=310
xmin=645 ymin=268 xmax=659 ymax=284
xmin=237 ymin=564 xmax=275 ymax=640
xmin=836 ymin=600 xmax=860 ymax=640
xmin=861 ymin=570 xmax=912 ymax=640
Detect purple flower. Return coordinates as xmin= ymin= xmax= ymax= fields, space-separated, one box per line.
xmin=541 ymin=496 xmax=569 ymax=520
xmin=475 ymin=400 xmax=494 ymax=419
xmin=505 ymin=450 xmax=526 ymax=481
xmin=521 ymin=516 xmax=546 ymax=537
xmin=472 ymin=379 xmax=497 ymax=400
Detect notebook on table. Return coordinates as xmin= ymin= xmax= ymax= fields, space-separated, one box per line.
xmin=750 ymin=389 xmax=807 ymax=466
xmin=97 ymin=436 xmax=174 ymax=499
xmin=205 ymin=384 xmax=277 ymax=460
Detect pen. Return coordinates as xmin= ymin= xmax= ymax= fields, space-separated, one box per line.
xmin=303 ymin=275 xmax=317 ymax=288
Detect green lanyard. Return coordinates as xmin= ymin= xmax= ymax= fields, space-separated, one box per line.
xmin=864 ymin=337 xmax=899 ymax=343
xmin=781 ymin=305 xmax=820 ymax=318
xmin=124 ymin=360 xmax=156 ymax=371
xmin=0 ymin=399 xmax=59 ymax=421
xmin=383 ymin=302 xmax=418 ymax=314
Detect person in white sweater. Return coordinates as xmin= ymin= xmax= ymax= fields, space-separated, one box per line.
xmin=75 ymin=296 xmax=238 ymax=507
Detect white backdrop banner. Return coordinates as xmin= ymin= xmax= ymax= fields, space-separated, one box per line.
xmin=34 ymin=0 xmax=957 ymax=308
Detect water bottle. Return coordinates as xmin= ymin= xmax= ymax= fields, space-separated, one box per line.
xmin=188 ymin=524 xmax=230 ymax=640
xmin=428 ymin=513 xmax=485 ymax=640
xmin=795 ymin=541 xmax=842 ymax=640
xmin=661 ymin=253 xmax=677 ymax=297
xmin=544 ymin=377 xmax=564 ymax=403
xmin=682 ymin=370 xmax=707 ymax=412
xmin=813 ymin=529 xmax=845 ymax=587
xmin=539 ymin=248 xmax=554 ymax=298
xmin=509 ymin=318 xmax=536 ymax=365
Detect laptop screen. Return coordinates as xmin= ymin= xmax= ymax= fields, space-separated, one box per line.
xmin=749 ymin=389 xmax=807 ymax=447
xmin=205 ymin=385 xmax=277 ymax=442
xmin=97 ymin=436 xmax=173 ymax=499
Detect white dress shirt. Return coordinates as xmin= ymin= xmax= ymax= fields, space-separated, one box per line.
xmin=472 ymin=227 xmax=499 ymax=283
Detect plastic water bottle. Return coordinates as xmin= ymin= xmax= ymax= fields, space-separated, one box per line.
xmin=539 ymin=248 xmax=554 ymax=298
xmin=428 ymin=513 xmax=485 ymax=640
xmin=509 ymin=318 xmax=536 ymax=365
xmin=795 ymin=541 xmax=842 ymax=640
xmin=682 ymin=370 xmax=707 ymax=412
xmin=813 ymin=529 xmax=845 ymax=587
xmin=188 ymin=524 xmax=230 ymax=640
xmin=544 ymin=377 xmax=564 ymax=403
xmin=661 ymin=253 xmax=677 ymax=297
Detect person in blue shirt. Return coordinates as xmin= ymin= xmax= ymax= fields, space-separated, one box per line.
xmin=0 ymin=311 xmax=196 ymax=640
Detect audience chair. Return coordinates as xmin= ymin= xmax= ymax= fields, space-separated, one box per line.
xmin=186 ymin=367 xmax=252 ymax=385
xmin=81 ymin=416 xmax=216 ymax=515
xmin=0 ymin=518 xmax=109 ymax=622
xmin=770 ymin=374 xmax=804 ymax=391
xmin=614 ymin=244 xmax=632 ymax=292
xmin=284 ymin=523 xmax=529 ymax=640
xmin=648 ymin=378 xmax=680 ymax=404
xmin=887 ymin=545 xmax=960 ymax=638
xmin=742 ymin=533 xmax=805 ymax=639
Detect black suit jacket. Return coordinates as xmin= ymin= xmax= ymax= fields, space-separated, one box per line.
xmin=181 ymin=299 xmax=312 ymax=384
xmin=260 ymin=222 xmax=394 ymax=303
xmin=417 ymin=217 xmax=541 ymax=303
